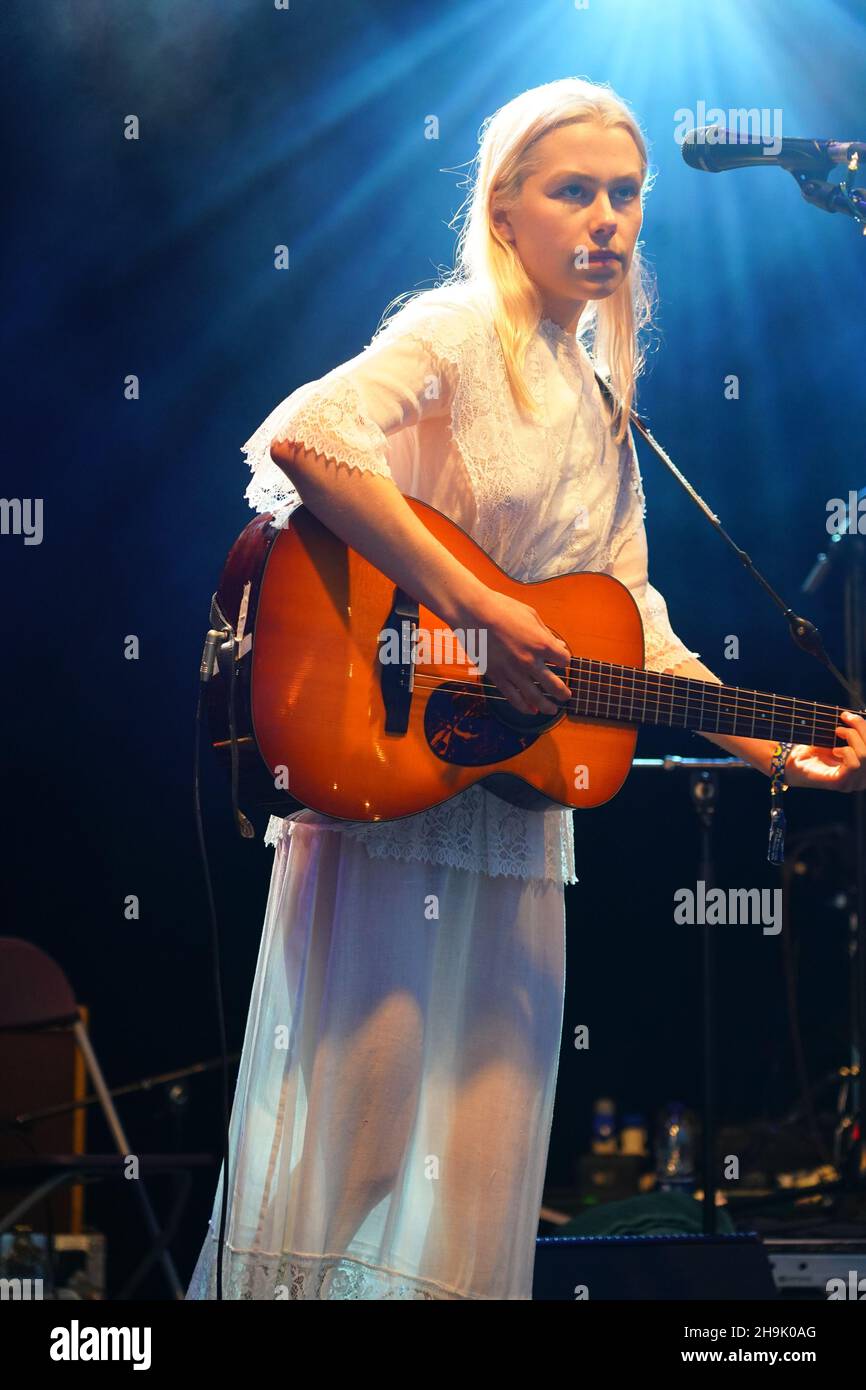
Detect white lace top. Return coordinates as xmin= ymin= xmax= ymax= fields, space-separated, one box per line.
xmin=240 ymin=283 xmax=700 ymax=885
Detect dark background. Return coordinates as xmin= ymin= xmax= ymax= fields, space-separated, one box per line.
xmin=2 ymin=0 xmax=864 ymax=1294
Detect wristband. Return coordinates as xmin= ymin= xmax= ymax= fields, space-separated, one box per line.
xmin=767 ymin=741 xmax=794 ymax=865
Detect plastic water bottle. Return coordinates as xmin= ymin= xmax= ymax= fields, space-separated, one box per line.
xmin=654 ymin=1102 xmax=696 ymax=1193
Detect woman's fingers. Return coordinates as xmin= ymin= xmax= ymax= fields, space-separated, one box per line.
xmin=832 ymin=744 xmax=858 ymax=769
xmin=494 ymin=663 xmax=558 ymax=715
xmin=833 ymin=714 xmax=866 ymax=770
xmin=499 ymin=678 xmax=535 ymax=714
xmin=535 ymin=658 xmax=572 ymax=702
xmin=534 ymin=631 xmax=572 ymax=701
xmin=480 ymin=595 xmax=573 ymax=714
xmin=837 ymin=711 xmax=866 ymax=759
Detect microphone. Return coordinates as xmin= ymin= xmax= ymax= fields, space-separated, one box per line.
xmin=681 ymin=128 xmax=864 ymax=175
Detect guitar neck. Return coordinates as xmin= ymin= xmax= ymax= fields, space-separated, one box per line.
xmin=568 ymin=657 xmax=844 ymax=749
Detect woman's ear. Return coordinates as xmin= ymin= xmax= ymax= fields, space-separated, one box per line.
xmin=491 ymin=205 xmax=515 ymax=246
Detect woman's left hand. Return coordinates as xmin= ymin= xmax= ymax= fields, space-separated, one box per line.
xmin=783 ymin=710 xmax=866 ymax=792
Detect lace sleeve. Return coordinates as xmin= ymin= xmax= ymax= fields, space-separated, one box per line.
xmin=240 ymin=291 xmax=472 ymax=525
xmin=604 ymin=430 xmax=701 ymax=674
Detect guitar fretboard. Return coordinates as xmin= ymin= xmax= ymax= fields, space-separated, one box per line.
xmin=567 ymin=657 xmax=845 ymax=749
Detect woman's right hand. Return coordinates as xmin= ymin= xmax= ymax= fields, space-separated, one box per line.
xmin=466 ymin=588 xmax=572 ymax=716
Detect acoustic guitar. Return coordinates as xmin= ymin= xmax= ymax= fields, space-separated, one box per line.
xmin=208 ymin=498 xmax=855 ymax=823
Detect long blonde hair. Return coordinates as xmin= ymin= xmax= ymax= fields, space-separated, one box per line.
xmin=387 ymin=77 xmax=657 ymax=444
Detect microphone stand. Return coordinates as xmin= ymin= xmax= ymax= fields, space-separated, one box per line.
xmin=596 ymin=374 xmax=864 ymax=713
xmin=800 ymin=490 xmax=866 ymax=1190
xmin=632 ymin=753 xmax=753 ymax=1236
xmin=592 ymin=373 xmax=866 ymax=1226
xmin=786 ymin=143 xmax=866 ymax=227
xmin=684 ymin=131 xmax=866 ymax=229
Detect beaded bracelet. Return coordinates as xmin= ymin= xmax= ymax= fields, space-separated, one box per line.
xmin=767 ymin=741 xmax=794 ymax=865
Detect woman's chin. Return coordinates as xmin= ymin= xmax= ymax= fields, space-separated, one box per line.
xmin=572 ymin=266 xmax=625 ymax=298
xmin=582 ymin=281 xmax=621 ymax=302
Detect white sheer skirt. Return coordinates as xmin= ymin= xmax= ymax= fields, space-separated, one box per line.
xmin=185 ymin=811 xmax=566 ymax=1300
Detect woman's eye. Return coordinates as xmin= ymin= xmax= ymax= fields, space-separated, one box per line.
xmin=557 ymin=184 xmax=639 ymax=202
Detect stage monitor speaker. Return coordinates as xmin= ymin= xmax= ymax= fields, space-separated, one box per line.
xmin=533 ymin=1233 xmax=778 ymax=1300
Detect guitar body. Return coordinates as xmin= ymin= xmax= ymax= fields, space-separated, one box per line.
xmin=211 ymin=497 xmax=645 ymax=822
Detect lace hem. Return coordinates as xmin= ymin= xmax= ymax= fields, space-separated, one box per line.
xmin=264 ymin=786 xmax=578 ymax=887
xmin=342 ymin=809 xmax=577 ymax=886
xmin=653 ymin=645 xmax=702 ymax=673
xmin=641 ymin=584 xmax=700 ymax=673
xmin=185 ymin=1235 xmax=464 ymax=1300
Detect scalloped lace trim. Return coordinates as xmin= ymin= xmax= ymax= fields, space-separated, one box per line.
xmin=185 ymin=1237 xmax=463 ymax=1300
xmin=641 ymin=584 xmax=701 ymax=672
xmin=242 ymin=375 xmax=393 ymax=527
xmin=265 ymin=785 xmax=578 ymax=887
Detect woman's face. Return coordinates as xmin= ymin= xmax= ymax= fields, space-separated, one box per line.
xmin=492 ymin=120 xmax=645 ymax=332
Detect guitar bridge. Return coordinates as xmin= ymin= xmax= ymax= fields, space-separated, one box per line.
xmin=379 ymin=586 xmax=418 ymax=734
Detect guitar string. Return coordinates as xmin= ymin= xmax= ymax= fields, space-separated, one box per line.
xmin=403 ymin=676 xmax=842 ymax=746
xmin=404 ymin=679 xmax=842 ymax=742
xmin=407 ymin=658 xmax=848 ymax=721
xmin=402 ymin=666 xmax=845 ymax=734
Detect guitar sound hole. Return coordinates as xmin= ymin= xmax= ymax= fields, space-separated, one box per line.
xmin=488 ymin=686 xmax=564 ymax=733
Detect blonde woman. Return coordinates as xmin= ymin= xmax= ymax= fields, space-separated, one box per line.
xmin=186 ymin=77 xmax=866 ymax=1302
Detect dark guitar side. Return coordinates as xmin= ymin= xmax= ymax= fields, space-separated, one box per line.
xmin=244 ymin=497 xmax=644 ymax=822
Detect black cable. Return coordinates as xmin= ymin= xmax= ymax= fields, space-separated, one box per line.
xmin=192 ymin=677 xmax=231 ymax=1302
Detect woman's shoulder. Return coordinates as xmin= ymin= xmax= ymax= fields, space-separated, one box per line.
xmin=371 ymin=281 xmax=494 ymax=356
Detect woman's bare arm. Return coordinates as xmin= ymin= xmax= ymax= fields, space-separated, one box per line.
xmin=270 ymin=441 xmax=572 ymax=714
xmin=662 ymin=654 xmax=782 ymax=776
xmin=272 ymin=442 xmax=488 ymax=634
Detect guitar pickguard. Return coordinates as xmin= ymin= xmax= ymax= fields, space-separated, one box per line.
xmin=424 ymin=682 xmax=558 ymax=766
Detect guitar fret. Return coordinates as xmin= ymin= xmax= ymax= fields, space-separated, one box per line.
xmin=560 ymin=661 xmax=847 ymax=751
xmin=560 ymin=658 xmax=845 ymax=752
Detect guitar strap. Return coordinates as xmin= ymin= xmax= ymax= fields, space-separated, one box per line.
xmin=593 ymin=368 xmax=723 ymax=533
